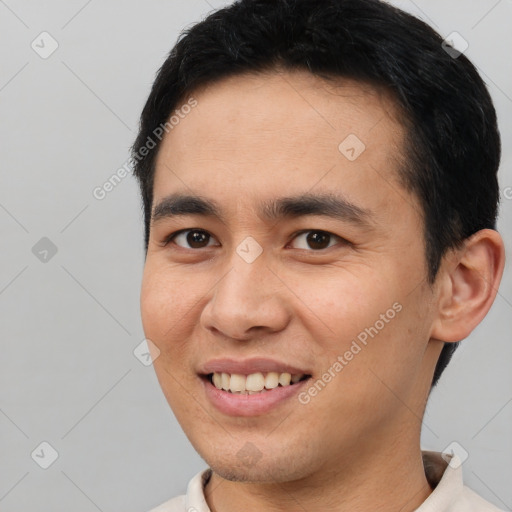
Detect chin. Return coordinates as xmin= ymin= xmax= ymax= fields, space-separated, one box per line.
xmin=209 ymin=463 xmax=300 ymax=484
xmin=201 ymin=445 xmax=313 ymax=484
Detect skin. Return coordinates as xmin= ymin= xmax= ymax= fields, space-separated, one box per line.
xmin=140 ymin=69 xmax=505 ymax=512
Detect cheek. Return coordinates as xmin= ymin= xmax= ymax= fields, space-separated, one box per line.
xmin=286 ymin=267 xmax=396 ymax=347
xmin=140 ymin=264 xmax=202 ymax=411
xmin=140 ymin=262 xmax=201 ymax=352
xmin=289 ymin=266 xmax=426 ymax=391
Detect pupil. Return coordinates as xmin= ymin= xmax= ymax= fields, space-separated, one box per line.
xmin=188 ymin=230 xmax=208 ymax=248
xmin=307 ymin=231 xmax=329 ymax=249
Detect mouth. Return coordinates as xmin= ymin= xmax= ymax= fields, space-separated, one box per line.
xmin=199 ymin=358 xmax=313 ymax=416
xmin=206 ymin=371 xmax=311 ymax=394
xmin=200 ymin=367 xmax=312 ymax=416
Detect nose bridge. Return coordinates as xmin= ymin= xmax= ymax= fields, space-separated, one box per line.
xmin=202 ymin=242 xmax=289 ymax=339
xmin=232 ymin=239 xmax=269 ymax=294
xmin=222 ymin=231 xmax=270 ymax=300
xmin=220 ymin=244 xmax=273 ymax=314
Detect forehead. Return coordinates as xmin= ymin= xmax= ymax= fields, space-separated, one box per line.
xmin=164 ymin=69 xmax=403 ymax=145
xmin=153 ymin=69 xmax=413 ymax=222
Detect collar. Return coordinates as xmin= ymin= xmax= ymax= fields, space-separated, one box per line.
xmin=184 ymin=451 xmax=462 ymax=512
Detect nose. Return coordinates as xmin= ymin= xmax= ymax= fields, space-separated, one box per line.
xmin=200 ymin=255 xmax=290 ymax=342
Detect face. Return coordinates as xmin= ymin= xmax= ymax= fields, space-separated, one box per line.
xmin=140 ymin=69 xmax=443 ymax=483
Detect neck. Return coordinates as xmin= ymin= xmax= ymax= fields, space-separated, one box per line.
xmin=204 ymin=440 xmax=433 ymax=512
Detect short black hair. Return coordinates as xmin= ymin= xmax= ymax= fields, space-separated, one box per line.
xmin=132 ymin=0 xmax=501 ymax=388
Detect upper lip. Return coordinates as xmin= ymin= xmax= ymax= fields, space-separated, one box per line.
xmin=200 ymin=358 xmax=311 ymax=376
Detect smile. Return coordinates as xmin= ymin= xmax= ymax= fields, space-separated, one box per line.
xmin=209 ymin=371 xmax=309 ymax=394
xmin=199 ymin=358 xmax=312 ymax=415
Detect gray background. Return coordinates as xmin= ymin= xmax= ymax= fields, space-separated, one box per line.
xmin=0 ymin=1 xmax=511 ymax=510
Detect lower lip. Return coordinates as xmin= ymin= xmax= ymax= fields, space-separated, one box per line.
xmin=202 ymin=377 xmax=309 ymax=417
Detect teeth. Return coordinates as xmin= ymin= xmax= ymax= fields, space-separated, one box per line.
xmin=212 ymin=372 xmax=222 ymax=389
xmin=221 ymin=372 xmax=230 ymax=390
xmin=278 ymin=372 xmax=291 ymax=386
xmin=264 ymin=372 xmax=279 ymax=389
xmin=230 ymin=374 xmax=246 ymax=392
xmin=211 ymin=371 xmax=305 ymax=393
xmin=246 ymin=372 xmax=265 ymax=391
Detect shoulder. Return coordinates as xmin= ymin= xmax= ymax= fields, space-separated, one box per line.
xmin=144 ymin=469 xmax=211 ymax=512
xmin=146 ymin=494 xmax=186 ymax=512
xmin=457 ymin=485 xmax=507 ymax=512
xmin=420 ymin=451 xmax=506 ymax=512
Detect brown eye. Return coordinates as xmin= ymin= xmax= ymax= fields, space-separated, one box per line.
xmin=289 ymin=230 xmax=343 ymax=250
xmin=168 ymin=229 xmax=219 ymax=249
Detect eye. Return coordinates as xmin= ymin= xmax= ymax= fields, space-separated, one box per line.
xmin=164 ymin=229 xmax=219 ymax=249
xmin=162 ymin=228 xmax=346 ymax=251
xmin=288 ymin=230 xmax=345 ymax=251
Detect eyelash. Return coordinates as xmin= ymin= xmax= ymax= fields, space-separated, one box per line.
xmin=161 ymin=228 xmax=348 ymax=252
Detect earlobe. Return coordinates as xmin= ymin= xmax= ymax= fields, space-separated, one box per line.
xmin=430 ymin=229 xmax=505 ymax=343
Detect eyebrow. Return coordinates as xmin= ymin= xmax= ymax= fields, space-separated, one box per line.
xmin=151 ymin=192 xmax=374 ymax=228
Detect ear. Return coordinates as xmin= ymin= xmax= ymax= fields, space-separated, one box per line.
xmin=430 ymin=229 xmax=505 ymax=342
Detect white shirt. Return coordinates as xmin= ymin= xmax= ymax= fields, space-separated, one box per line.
xmin=147 ymin=451 xmax=505 ymax=512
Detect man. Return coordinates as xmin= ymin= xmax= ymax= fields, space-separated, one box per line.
xmin=131 ymin=0 xmax=506 ymax=510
